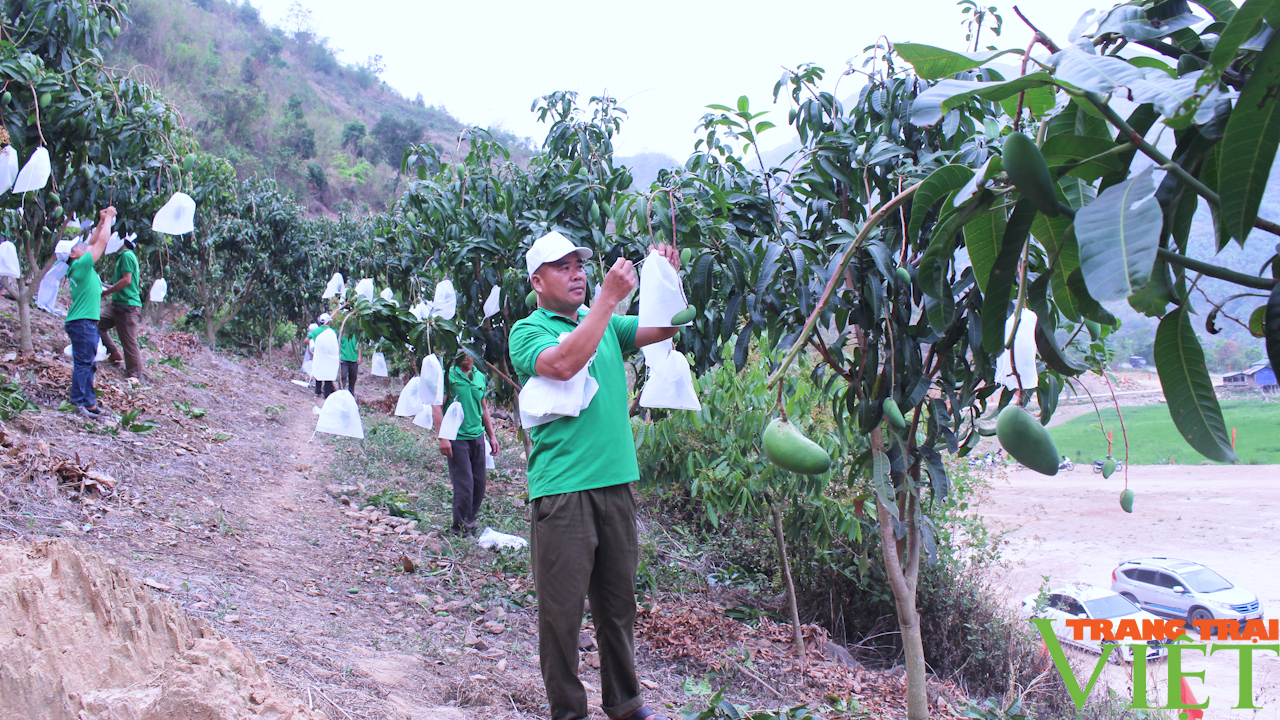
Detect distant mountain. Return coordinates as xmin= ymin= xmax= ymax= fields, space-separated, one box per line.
xmin=618 ymin=152 xmax=682 ymax=190
xmin=107 ymin=0 xmax=533 ymax=216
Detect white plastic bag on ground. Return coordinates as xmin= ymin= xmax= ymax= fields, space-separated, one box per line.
xmin=312 ymin=329 xmax=339 ymax=382
xmin=0 ymin=146 xmax=18 ymax=192
xmin=322 ymin=272 xmax=344 ymax=299
xmin=63 ymin=341 xmax=108 ymax=362
xmin=477 ymin=527 xmax=528 ymax=551
xmin=313 ymin=390 xmax=364 ymax=439
xmin=11 ymin=147 xmax=50 ymax=193
xmin=995 ymin=308 xmax=1039 ymax=391
xmin=354 ymin=278 xmax=374 ymax=302
xmin=639 ymin=343 xmax=701 ymax=411
xmin=431 ymin=279 xmax=456 ymax=319
xmin=290 ymin=379 xmax=311 ymax=388
xmin=149 ymin=278 xmax=168 ymax=303
xmin=37 ymin=260 xmax=68 ymax=314
xmin=152 ymin=192 xmax=196 ymax=234
xmin=637 ymin=249 xmax=689 ymax=328
xmin=484 ymin=436 xmax=496 ymax=469
xmin=371 ymin=351 xmax=388 ymax=377
xmin=418 ymin=355 xmax=444 ymax=406
xmin=483 ymin=285 xmax=501 ymax=319
xmin=0 ymin=240 xmax=19 ymax=278
xmin=438 ymin=401 xmax=464 ymax=440
xmin=395 ymin=377 xmax=424 ymax=417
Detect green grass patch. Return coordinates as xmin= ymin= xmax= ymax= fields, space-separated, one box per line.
xmin=1051 ymin=399 xmax=1280 ymax=465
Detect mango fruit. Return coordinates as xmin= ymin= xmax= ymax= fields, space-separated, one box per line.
xmin=1003 ymin=132 xmax=1059 ymax=217
xmin=1120 ymin=488 xmax=1134 ymax=513
xmin=896 ymin=266 xmax=911 ymax=286
xmin=883 ymin=398 xmax=906 ymax=429
xmin=680 ymin=248 xmax=691 ymax=266
xmin=525 ymin=289 xmax=537 ymax=308
xmin=1102 ymin=457 xmax=1116 ymax=478
xmin=763 ymin=418 xmax=831 ymax=475
xmin=1085 ymin=320 xmax=1101 ymax=341
xmin=996 ymin=405 xmax=1059 ymax=476
xmin=670 ymin=307 xmax=695 ymax=325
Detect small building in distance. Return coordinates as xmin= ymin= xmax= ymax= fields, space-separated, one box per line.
xmin=1223 ymin=360 xmax=1277 ymax=389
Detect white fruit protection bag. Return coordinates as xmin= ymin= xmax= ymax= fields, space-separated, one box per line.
xmin=322 ymin=272 xmax=344 ymax=299
xmin=370 ymin=351 xmax=388 ymax=377
xmin=517 ymin=332 xmax=599 ymax=428
xmin=354 ymin=278 xmax=375 ymax=302
xmin=0 ymin=240 xmax=19 ymax=277
xmin=311 ymin=329 xmax=340 ymax=382
xmin=432 ymin=279 xmax=457 ymax=320
xmin=313 ymin=390 xmax=364 ymax=439
xmin=484 ymin=436 xmax=496 ymax=469
xmin=434 ymin=401 xmax=465 ymax=439
xmin=149 ymin=278 xmax=168 ymax=303
xmin=0 ymin=146 xmax=18 ymax=191
xmin=638 ymin=338 xmax=701 ymax=411
xmin=482 ymin=285 xmax=501 ymax=320
xmin=37 ymin=260 xmax=68 ymax=314
xmin=151 ymin=192 xmax=195 ymax=234
xmin=395 ymin=377 xmax=424 ymax=416
xmin=637 ymin=248 xmax=690 ymax=328
xmin=12 ymin=147 xmax=50 ymax=193
xmin=418 ymin=355 xmax=445 ymax=406
xmin=995 ymin=308 xmax=1039 ymax=391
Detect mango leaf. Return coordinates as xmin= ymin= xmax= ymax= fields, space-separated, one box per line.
xmin=1031 ymin=214 xmax=1081 ymax=322
xmin=1051 ymin=46 xmax=1147 ymax=93
xmin=1267 ymin=284 xmax=1280 ymax=372
xmin=872 ymin=451 xmax=898 ymax=520
xmin=1154 ymin=308 xmax=1238 ymax=463
xmin=894 ymin=44 xmax=1024 ymax=80
xmin=998 ymin=84 xmax=1058 ymax=120
xmin=908 ymin=165 xmax=974 ymax=241
xmin=910 ymin=73 xmax=1056 ymax=127
xmin=965 ymin=210 xmax=1006 ymax=292
xmin=1040 ymin=135 xmax=1128 ymax=182
xmin=1068 ymin=268 xmax=1119 ymax=325
xmin=1218 ymin=31 xmax=1280 ymax=242
xmin=1192 ymin=0 xmax=1238 ymax=21
xmin=980 ymin=201 xmax=1036 ymax=354
xmin=1026 ymin=272 xmax=1088 ymax=376
xmin=1075 ymin=168 xmax=1162 ymax=302
xmin=1200 ymin=0 xmax=1277 ymax=89
xmin=1096 ymin=1 xmax=1203 ymax=40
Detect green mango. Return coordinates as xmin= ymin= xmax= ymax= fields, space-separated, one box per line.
xmin=525 ymin=289 xmax=537 ymax=308
xmin=50 ymin=205 xmax=63 ymax=220
xmin=763 ymin=418 xmax=831 ymax=475
xmin=1102 ymin=457 xmax=1116 ymax=478
xmin=38 ymin=93 xmax=51 ymax=108
xmin=1085 ymin=320 xmax=1101 ymax=341
xmin=1 ymin=92 xmax=10 ymax=105
xmin=882 ymin=398 xmax=906 ymax=429
xmin=670 ymin=307 xmax=695 ymax=325
xmin=1003 ymin=132 xmax=1059 ymax=217
xmin=896 ymin=266 xmax=911 ymax=286
xmin=589 ymin=200 xmax=600 ymax=224
xmin=48 ymin=192 xmax=60 ymax=205
xmin=182 ymin=153 xmax=196 ymax=172
xmin=680 ymin=248 xmax=691 ymax=266
xmin=1120 ymin=488 xmax=1134 ymax=513
xmin=996 ymin=405 xmax=1059 ymax=476
xmin=109 ymin=24 xmax=121 ymax=38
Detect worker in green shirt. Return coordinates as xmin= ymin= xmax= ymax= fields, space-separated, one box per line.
xmin=432 ymin=352 xmax=499 ymax=536
xmin=508 ymin=231 xmax=681 ymax=720
xmin=307 ymin=313 xmax=336 ymax=397
xmin=65 ymin=207 xmax=117 ymax=419
xmin=100 ymin=234 xmax=143 ymax=379
xmin=339 ymin=328 xmax=361 ymax=397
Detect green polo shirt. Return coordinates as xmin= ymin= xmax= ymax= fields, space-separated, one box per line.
xmin=445 ymin=365 xmax=487 ymax=441
xmin=509 ymin=307 xmax=639 ymax=500
xmin=112 ymin=249 xmax=141 ymax=307
xmin=307 ymin=326 xmax=326 ymax=340
xmin=66 ymin=253 xmax=102 ymax=322
xmin=340 ymin=334 xmax=359 ymax=362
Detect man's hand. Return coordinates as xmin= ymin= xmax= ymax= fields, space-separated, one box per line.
xmin=438 ymin=438 xmax=452 ymax=459
xmin=99 ymin=206 xmax=117 ymax=225
xmin=598 ymin=257 xmax=637 ymax=307
xmin=650 ymin=243 xmax=680 ymax=271
xmin=488 ymin=434 xmax=500 ymax=455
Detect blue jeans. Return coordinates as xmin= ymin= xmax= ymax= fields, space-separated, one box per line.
xmin=65 ymin=318 xmax=98 ymax=408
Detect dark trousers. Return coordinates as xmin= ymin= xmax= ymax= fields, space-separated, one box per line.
xmin=64 ymin=318 xmax=99 ymax=409
xmin=339 ymin=360 xmax=358 ymax=396
xmin=314 ymin=379 xmax=334 ymax=397
xmin=99 ymin=304 xmax=143 ymax=378
xmin=530 ymin=484 xmax=643 ymax=720
xmin=447 ymin=437 xmax=487 ymax=532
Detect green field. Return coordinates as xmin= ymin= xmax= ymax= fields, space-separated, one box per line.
xmin=1049 ymin=399 xmax=1280 ymax=466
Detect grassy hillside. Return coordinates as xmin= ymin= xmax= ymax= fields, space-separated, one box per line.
xmin=1050 ymin=399 xmax=1280 ymax=466
xmin=107 ymin=0 xmax=533 ymax=215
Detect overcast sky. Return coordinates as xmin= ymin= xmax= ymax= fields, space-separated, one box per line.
xmin=249 ymin=0 xmax=1093 ymax=158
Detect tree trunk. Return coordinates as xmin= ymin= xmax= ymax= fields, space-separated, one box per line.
xmin=871 ymin=427 xmax=928 ymax=719
xmin=770 ymin=503 xmax=806 ymax=666
xmin=17 ymin=283 xmax=33 ymax=355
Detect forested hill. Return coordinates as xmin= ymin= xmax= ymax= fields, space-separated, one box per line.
xmin=106 ymin=0 xmax=534 ymax=216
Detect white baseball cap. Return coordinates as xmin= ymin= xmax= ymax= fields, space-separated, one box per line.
xmin=525 ymin=231 xmax=592 ymax=277
xmin=318 ymin=312 xmax=332 ymax=324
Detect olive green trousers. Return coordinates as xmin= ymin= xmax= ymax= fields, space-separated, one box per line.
xmin=530 ymin=483 xmax=644 ymax=720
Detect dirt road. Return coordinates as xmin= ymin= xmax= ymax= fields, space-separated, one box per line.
xmin=976 ymin=464 xmax=1280 ymax=718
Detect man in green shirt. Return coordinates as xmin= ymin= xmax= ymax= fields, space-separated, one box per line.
xmin=509 ymin=231 xmax=680 ymax=720
xmin=65 ymin=207 xmax=117 ymax=419
xmin=308 ymin=313 xmax=336 ymax=397
xmin=431 ymin=353 xmax=499 ymax=536
xmin=99 ymin=235 xmax=143 ymax=379
xmin=339 ymin=328 xmax=361 ymax=398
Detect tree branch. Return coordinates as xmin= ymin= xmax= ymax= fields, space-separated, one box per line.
xmin=1157 ymin=248 xmax=1276 ymax=290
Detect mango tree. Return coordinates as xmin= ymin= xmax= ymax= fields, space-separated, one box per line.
xmin=0 ymin=0 xmax=192 ymax=353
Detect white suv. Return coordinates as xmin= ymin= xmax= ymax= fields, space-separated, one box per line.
xmin=1110 ymin=558 xmax=1263 ymax=626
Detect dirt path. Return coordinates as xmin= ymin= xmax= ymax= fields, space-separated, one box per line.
xmin=974 ymin=464 xmax=1280 ymax=719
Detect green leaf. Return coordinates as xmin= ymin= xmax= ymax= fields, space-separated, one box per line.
xmin=894 ymin=43 xmax=1024 ymax=80
xmin=1249 ymin=303 xmax=1267 ymax=338
xmin=1193 ymin=0 xmax=1238 ymax=21
xmin=1201 ymin=0 xmax=1277 ymax=89
xmin=1096 ymin=2 xmax=1204 ymax=41
xmin=872 ymin=451 xmax=897 ymax=520
xmin=1075 ymin=168 xmax=1163 ymax=301
xmin=1040 ymin=135 xmax=1127 ymax=182
xmin=908 ymin=165 xmax=974 ymax=241
xmin=1052 ymin=47 xmax=1147 ymax=93
xmin=1031 ymin=214 xmax=1081 ymax=322
xmin=1154 ymin=308 xmax=1238 ymax=463
xmin=1267 ymin=284 xmax=1280 ymax=372
xmin=1219 ymin=31 xmax=1280 ymax=242
xmin=1068 ymin=268 xmax=1119 ymax=325
xmin=998 ymin=84 xmax=1057 ymax=120
xmin=910 ymin=73 xmax=1056 ymax=126
xmin=965 ymin=210 xmax=1006 ymax=293
xmin=980 ymin=201 xmax=1036 ymax=354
